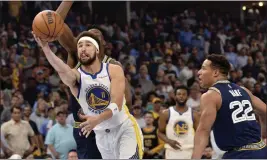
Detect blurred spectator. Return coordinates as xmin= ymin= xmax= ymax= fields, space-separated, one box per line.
xmin=0 ymin=66 xmax=13 ymax=90
xmin=45 ymin=110 xmax=76 ymax=159
xmin=1 ymin=107 xmax=35 ymax=158
xmin=30 ymin=98 xmax=49 ymax=133
xmin=225 ymin=44 xmax=237 ymax=69
xmin=132 ymin=104 xmax=145 ymax=128
xmin=32 ymin=57 xmax=50 ymax=81
xmin=1 ymin=95 xmax=20 ymax=124
xmin=142 ymin=112 xmax=164 ymax=159
xmin=136 ymin=65 xmax=155 ymax=95
xmin=186 ymin=83 xmax=201 ymax=110
xmin=23 ymin=77 xmax=38 ymax=107
xmin=40 ymin=107 xmax=56 ymax=138
xmin=17 ymin=47 xmax=36 ymax=81
xmin=150 ymin=98 xmax=162 ymax=127
xmin=23 ymin=105 xmax=45 ymax=155
xmin=68 ymin=149 xmax=78 ymax=160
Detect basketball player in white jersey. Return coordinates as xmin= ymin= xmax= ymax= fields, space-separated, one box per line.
xmin=158 ymin=86 xmax=200 ymax=159
xmin=33 ymin=31 xmax=143 ymax=159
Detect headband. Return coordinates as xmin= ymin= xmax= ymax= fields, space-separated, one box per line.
xmin=78 ymin=36 xmax=99 ymax=51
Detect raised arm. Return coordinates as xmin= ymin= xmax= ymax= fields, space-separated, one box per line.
xmin=191 ymin=90 xmax=219 ymax=159
xmin=55 ymin=0 xmax=73 ymax=20
xmin=33 ymin=33 xmax=78 ymax=91
xmin=55 ymin=1 xmax=77 ymax=68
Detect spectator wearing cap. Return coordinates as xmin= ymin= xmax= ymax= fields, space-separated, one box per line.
xmin=151 ymin=98 xmax=162 ymax=128
xmin=132 ymin=104 xmax=145 ymax=128
xmin=45 ymin=110 xmax=76 ymax=159
xmin=1 ymin=106 xmax=36 ymax=158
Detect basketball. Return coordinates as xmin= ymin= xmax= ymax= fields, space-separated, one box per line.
xmin=32 ymin=10 xmax=64 ymax=42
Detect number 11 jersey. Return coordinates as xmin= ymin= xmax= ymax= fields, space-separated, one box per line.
xmin=209 ymin=80 xmax=261 ymax=151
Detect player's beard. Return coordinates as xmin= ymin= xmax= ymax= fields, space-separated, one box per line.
xmin=79 ymin=52 xmax=97 ymax=65
xmin=175 ymin=99 xmax=187 ymax=107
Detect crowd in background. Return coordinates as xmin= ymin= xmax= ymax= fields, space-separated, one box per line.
xmin=0 ymin=1 xmax=267 ymax=159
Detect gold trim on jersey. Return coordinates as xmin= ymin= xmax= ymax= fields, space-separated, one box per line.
xmin=208 ymin=87 xmax=221 ymax=95
xmin=234 ymin=140 xmax=266 ymax=151
xmin=123 ymin=105 xmax=144 ymax=159
xmin=213 ymin=80 xmax=230 ymax=85
xmin=73 ymin=121 xmax=82 ymax=128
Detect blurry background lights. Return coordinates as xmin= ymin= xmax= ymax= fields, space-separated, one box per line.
xmin=258 ymin=2 xmax=263 ymax=7
xmin=242 ymin=6 xmax=246 ymax=10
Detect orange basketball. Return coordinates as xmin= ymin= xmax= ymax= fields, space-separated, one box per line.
xmin=32 ymin=10 xmax=64 ymax=42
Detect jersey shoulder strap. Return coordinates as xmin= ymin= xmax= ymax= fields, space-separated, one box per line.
xmin=75 ymin=62 xmax=81 ymax=69
xmin=103 ymin=55 xmax=113 ymax=63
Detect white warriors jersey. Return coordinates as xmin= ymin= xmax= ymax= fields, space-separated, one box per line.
xmin=77 ymin=63 xmax=128 ymax=130
xmin=165 ymin=106 xmax=195 ymax=150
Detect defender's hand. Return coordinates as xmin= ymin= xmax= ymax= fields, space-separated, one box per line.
xmin=79 ymin=115 xmax=101 ymax=138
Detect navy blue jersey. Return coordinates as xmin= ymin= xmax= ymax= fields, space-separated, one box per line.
xmin=211 ymin=81 xmax=261 ymax=151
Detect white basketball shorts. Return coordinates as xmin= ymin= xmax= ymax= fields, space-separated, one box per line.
xmin=165 ymin=148 xmax=193 ymax=159
xmin=94 ymin=116 xmax=144 ymax=159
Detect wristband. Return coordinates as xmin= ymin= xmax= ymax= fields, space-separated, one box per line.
xmin=107 ymin=103 xmax=119 ymax=116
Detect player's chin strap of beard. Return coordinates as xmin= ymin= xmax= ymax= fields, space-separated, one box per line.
xmin=177 ymin=101 xmax=186 ymax=106
xmin=78 ymin=36 xmax=99 ymax=52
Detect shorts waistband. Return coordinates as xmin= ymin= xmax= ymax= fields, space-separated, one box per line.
xmin=233 ymin=140 xmax=266 ymax=151
xmin=73 ymin=121 xmax=82 ymax=128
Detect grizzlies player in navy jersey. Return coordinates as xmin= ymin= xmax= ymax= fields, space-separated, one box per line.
xmin=192 ymin=54 xmax=267 ymax=159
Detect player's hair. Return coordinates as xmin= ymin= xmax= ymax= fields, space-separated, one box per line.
xmin=175 ymin=85 xmax=189 ymax=95
xmin=207 ymin=54 xmax=231 ymax=76
xmin=76 ymin=31 xmax=101 ymax=48
xmin=68 ymin=149 xmax=77 ymax=153
xmin=87 ymin=25 xmax=109 ymax=40
xmin=10 ymin=106 xmax=22 ymax=113
xmin=144 ymin=111 xmax=154 ymax=117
